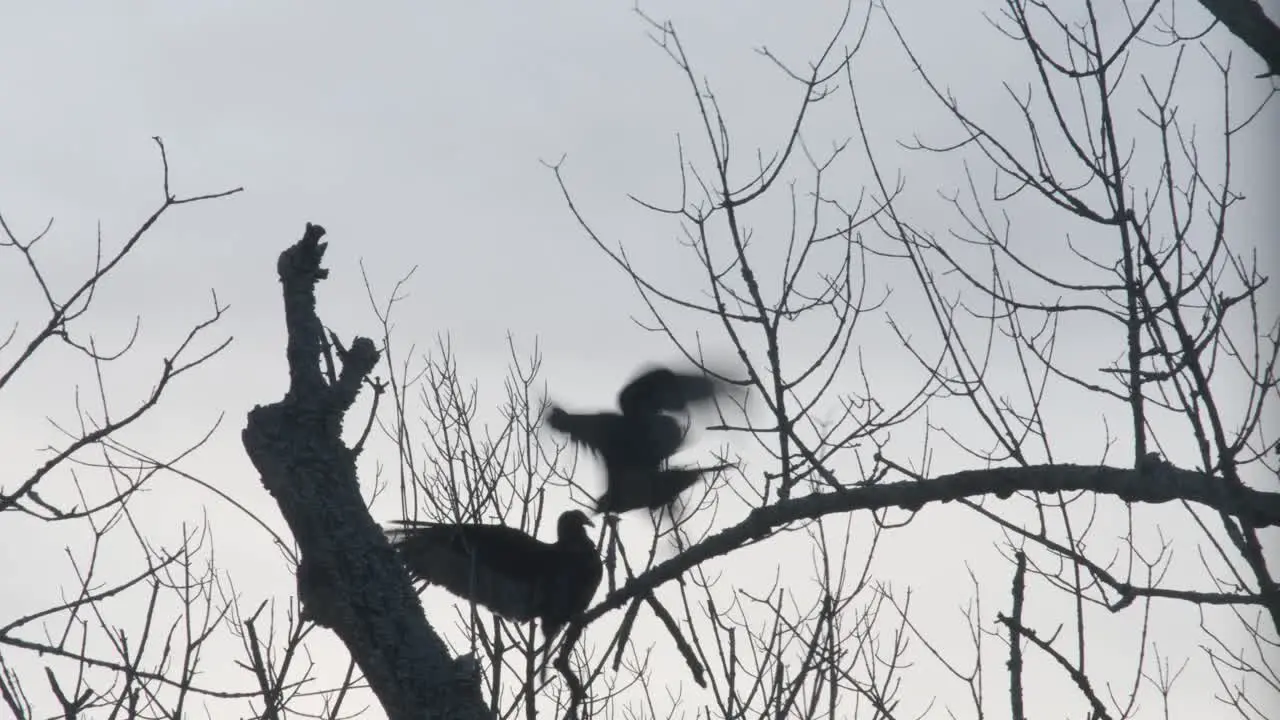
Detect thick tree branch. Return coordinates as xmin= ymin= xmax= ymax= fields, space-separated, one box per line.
xmin=578 ymin=460 xmax=1278 ymax=626
xmin=241 ymin=223 xmax=489 ymax=720
xmin=1198 ymin=0 xmax=1280 ymax=76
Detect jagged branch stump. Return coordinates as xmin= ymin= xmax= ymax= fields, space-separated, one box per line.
xmin=241 ymin=223 xmax=489 ymax=720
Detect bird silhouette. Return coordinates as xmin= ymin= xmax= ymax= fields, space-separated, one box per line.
xmin=616 ymin=366 xmax=725 ymax=416
xmin=596 ymin=463 xmax=735 ymax=515
xmin=386 ymin=509 xmax=603 ymax=642
xmin=547 ymin=365 xmax=734 ymax=515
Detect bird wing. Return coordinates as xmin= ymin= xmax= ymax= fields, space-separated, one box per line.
xmin=596 ymin=463 xmax=733 ymax=514
xmin=387 ymin=522 xmax=558 ymax=622
xmin=546 ymin=409 xmax=628 ymax=458
xmin=617 ymin=367 xmax=727 ymax=416
xmin=551 ymin=406 xmax=691 ymax=470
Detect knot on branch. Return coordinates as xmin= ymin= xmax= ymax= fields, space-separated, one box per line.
xmin=331 ymin=335 xmax=381 ymax=410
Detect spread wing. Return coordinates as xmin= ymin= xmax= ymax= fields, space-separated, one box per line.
xmin=548 ymin=407 xmax=686 ymax=468
xmin=618 ymin=367 xmax=728 ymax=417
xmin=387 ymin=521 xmax=558 ymax=622
xmin=546 ymin=408 xmax=627 ymax=458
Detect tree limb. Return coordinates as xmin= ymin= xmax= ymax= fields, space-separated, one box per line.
xmin=241 ymin=223 xmax=490 ymax=720
xmin=578 ymin=460 xmax=1278 ymax=626
xmin=1198 ymin=0 xmax=1280 ymax=76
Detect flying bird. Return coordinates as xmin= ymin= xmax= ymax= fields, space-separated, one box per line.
xmin=547 ymin=365 xmax=734 ymax=515
xmin=386 ymin=509 xmax=603 ymax=643
xmin=596 ymin=463 xmax=736 ymax=516
xmin=616 ymin=366 xmax=726 ymax=417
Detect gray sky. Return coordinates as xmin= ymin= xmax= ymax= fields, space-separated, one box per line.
xmin=2 ymin=1 xmax=1276 ymax=718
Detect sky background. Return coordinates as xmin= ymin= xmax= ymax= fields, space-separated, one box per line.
xmin=2 ymin=1 xmax=1277 ymax=718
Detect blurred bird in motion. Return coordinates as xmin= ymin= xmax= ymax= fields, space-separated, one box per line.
xmin=547 ymin=364 xmax=737 ymax=517
xmin=386 ymin=509 xmax=603 ymax=645
xmin=595 ymin=463 xmax=736 ymax=516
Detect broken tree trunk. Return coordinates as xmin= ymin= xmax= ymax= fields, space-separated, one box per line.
xmin=241 ymin=223 xmax=491 ymax=720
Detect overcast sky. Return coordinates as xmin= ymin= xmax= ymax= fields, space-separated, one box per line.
xmin=2 ymin=1 xmax=1276 ymax=718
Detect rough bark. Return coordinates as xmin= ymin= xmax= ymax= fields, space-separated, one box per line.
xmin=241 ymin=223 xmax=491 ymax=720
xmin=1197 ymin=0 xmax=1280 ymax=76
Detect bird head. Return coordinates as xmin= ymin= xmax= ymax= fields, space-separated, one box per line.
xmin=545 ymin=405 xmax=568 ymax=428
xmin=557 ymin=509 xmax=595 ymax=542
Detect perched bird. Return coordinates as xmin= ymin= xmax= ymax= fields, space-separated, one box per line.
xmin=547 ymin=365 xmax=734 ymax=515
xmin=386 ymin=510 xmax=603 ymax=642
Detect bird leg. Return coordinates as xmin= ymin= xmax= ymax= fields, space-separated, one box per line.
xmin=538 ymin=629 xmax=556 ymax=684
